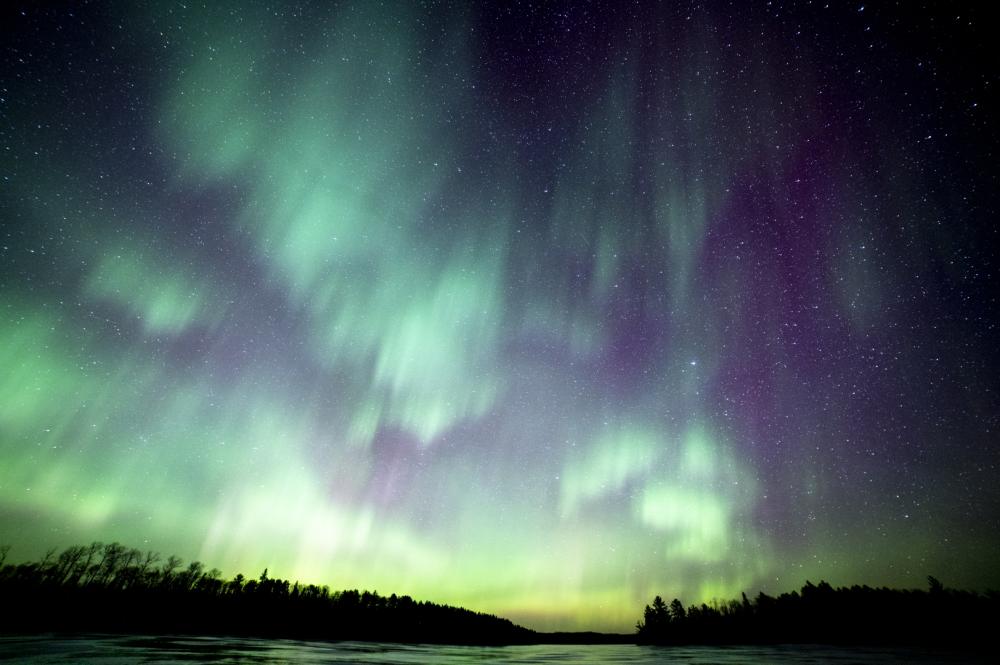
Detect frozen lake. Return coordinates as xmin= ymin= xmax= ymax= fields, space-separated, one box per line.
xmin=0 ymin=634 xmax=990 ymax=663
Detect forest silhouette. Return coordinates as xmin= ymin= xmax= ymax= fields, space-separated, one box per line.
xmin=0 ymin=543 xmax=534 ymax=644
xmin=636 ymin=577 xmax=999 ymax=648
xmin=2 ymin=542 xmax=996 ymax=647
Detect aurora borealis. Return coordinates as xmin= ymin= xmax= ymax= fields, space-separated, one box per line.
xmin=1 ymin=1 xmax=998 ymax=632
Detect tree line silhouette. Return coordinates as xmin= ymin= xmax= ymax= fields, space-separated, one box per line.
xmin=0 ymin=542 xmax=534 ymax=644
xmin=636 ymin=577 xmax=999 ymax=648
xmin=6 ymin=542 xmax=995 ymax=647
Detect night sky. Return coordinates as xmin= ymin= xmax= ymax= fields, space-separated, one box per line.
xmin=1 ymin=1 xmax=998 ymax=632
